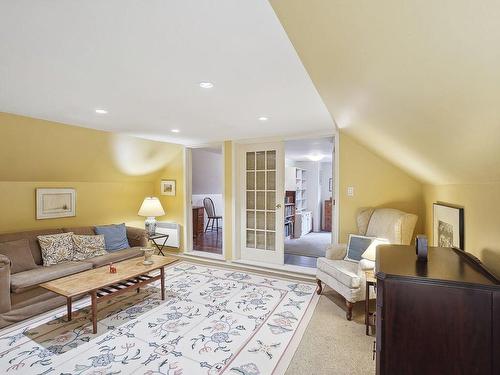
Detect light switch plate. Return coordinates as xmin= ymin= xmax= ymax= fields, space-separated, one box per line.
xmin=347 ymin=186 xmax=354 ymax=197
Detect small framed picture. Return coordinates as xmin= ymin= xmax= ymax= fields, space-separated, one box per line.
xmin=36 ymin=188 xmax=76 ymax=220
xmin=160 ymin=180 xmax=176 ymax=196
xmin=433 ymin=203 xmax=464 ymax=249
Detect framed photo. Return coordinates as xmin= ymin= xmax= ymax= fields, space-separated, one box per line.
xmin=160 ymin=180 xmax=176 ymax=196
xmin=433 ymin=203 xmax=464 ymax=249
xmin=36 ymin=188 xmax=76 ymax=220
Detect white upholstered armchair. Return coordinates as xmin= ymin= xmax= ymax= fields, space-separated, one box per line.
xmin=316 ymin=208 xmax=418 ymax=320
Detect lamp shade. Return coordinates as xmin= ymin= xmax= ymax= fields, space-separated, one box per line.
xmin=361 ymin=238 xmax=389 ymax=261
xmin=138 ymin=197 xmax=165 ymax=217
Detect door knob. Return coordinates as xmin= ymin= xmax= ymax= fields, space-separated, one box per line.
xmin=276 ymin=203 xmax=282 ymax=209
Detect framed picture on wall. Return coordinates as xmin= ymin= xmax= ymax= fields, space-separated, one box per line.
xmin=36 ymin=188 xmax=76 ymax=219
xmin=433 ymin=202 xmax=464 ymax=249
xmin=160 ymin=180 xmax=176 ymax=196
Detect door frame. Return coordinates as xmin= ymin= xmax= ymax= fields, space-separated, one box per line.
xmin=232 ymin=130 xmax=339 ymax=263
xmin=184 ymin=142 xmax=226 ymax=260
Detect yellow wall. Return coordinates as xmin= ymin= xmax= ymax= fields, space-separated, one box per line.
xmin=423 ymin=183 xmax=500 ymax=276
xmin=0 ymin=112 xmax=184 ymax=235
xmin=338 ymin=132 xmax=424 ymax=242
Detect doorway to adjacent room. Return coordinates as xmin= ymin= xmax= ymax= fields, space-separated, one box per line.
xmin=189 ymin=145 xmax=224 ymax=256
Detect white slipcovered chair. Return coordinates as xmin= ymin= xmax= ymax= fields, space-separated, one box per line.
xmin=316 ymin=208 xmax=418 ymax=320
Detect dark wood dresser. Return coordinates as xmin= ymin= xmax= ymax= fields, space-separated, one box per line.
xmin=192 ymin=206 xmax=205 ymax=237
xmin=375 ymin=245 xmax=500 ymax=375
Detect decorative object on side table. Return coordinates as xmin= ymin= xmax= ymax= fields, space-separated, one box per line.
xmin=142 ymin=248 xmax=154 ymax=265
xmin=433 ymin=202 xmax=464 ymax=249
xmin=36 ymin=188 xmax=76 ymax=219
xmin=160 ymin=180 xmax=176 ymax=196
xmin=138 ymin=197 xmax=165 ymax=236
xmin=415 ymin=234 xmax=428 ymax=261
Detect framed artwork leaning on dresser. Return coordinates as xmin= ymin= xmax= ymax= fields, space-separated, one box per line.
xmin=433 ymin=202 xmax=464 ymax=249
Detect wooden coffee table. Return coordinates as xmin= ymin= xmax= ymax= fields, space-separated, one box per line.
xmin=40 ymin=255 xmax=178 ymax=333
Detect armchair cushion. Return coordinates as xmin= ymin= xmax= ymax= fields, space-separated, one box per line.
xmin=317 ymin=258 xmax=361 ymax=288
xmin=325 ymin=243 xmax=347 ymax=260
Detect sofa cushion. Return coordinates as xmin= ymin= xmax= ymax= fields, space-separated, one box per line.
xmin=38 ymin=232 xmax=75 ymax=266
xmin=72 ymin=234 xmax=107 ymax=261
xmin=63 ymin=226 xmax=95 ymax=235
xmin=95 ymin=224 xmax=130 ymax=252
xmin=10 ymin=261 xmax=92 ymax=294
xmin=316 ymin=257 xmax=361 ymax=288
xmin=82 ymin=247 xmax=144 ymax=268
xmin=0 ymin=228 xmax=64 ymax=266
xmin=0 ymin=239 xmax=38 ymax=274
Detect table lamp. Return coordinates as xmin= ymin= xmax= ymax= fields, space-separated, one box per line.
xmin=138 ymin=197 xmax=165 ymax=236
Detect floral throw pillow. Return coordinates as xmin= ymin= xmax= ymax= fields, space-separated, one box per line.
xmin=72 ymin=234 xmax=107 ymax=260
xmin=38 ymin=232 xmax=75 ymax=266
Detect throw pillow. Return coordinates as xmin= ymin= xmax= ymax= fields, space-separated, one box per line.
xmin=38 ymin=232 xmax=75 ymax=266
xmin=94 ymin=223 xmax=130 ymax=252
xmin=72 ymin=234 xmax=107 ymax=261
xmin=0 ymin=239 xmax=38 ymax=274
xmin=345 ymin=234 xmax=375 ymax=262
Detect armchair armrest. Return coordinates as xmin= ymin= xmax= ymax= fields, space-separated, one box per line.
xmin=0 ymin=254 xmax=11 ymax=313
xmin=325 ymin=243 xmax=347 ymax=260
xmin=126 ymin=226 xmax=149 ymax=248
xmin=359 ymin=259 xmax=375 ymax=271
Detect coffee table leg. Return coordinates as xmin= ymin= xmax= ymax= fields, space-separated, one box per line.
xmin=91 ymin=291 xmax=97 ymax=334
xmin=67 ymin=297 xmax=72 ymax=321
xmin=160 ymin=266 xmax=165 ymax=300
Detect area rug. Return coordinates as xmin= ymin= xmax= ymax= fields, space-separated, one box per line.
xmin=284 ymin=232 xmax=330 ymax=258
xmin=0 ymin=261 xmax=319 ymax=374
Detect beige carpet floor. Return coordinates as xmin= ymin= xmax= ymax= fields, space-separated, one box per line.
xmin=286 ymin=285 xmax=376 ymax=375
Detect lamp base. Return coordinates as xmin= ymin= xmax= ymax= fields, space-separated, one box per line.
xmin=144 ymin=217 xmax=157 ymax=237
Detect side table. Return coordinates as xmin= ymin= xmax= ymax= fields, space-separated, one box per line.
xmin=365 ymin=270 xmax=376 ymax=336
xmin=149 ymin=233 xmax=169 ymax=256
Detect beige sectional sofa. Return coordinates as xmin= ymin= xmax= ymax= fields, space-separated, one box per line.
xmin=0 ymin=225 xmax=148 ymax=328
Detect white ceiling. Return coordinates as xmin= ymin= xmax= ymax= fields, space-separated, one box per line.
xmin=0 ymin=0 xmax=334 ymax=145
xmin=272 ymin=0 xmax=500 ymax=184
xmin=285 ymin=137 xmax=333 ymax=162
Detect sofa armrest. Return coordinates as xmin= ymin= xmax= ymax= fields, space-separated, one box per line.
xmin=325 ymin=244 xmax=347 ymax=260
xmin=126 ymin=226 xmax=149 ymax=248
xmin=0 ymin=255 xmax=11 ymax=313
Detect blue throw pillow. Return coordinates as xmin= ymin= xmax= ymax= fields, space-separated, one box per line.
xmin=95 ymin=224 xmax=130 ymax=252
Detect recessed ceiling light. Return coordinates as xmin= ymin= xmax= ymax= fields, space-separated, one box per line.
xmin=95 ymin=109 xmax=108 ymax=114
xmin=307 ymin=154 xmax=324 ymax=162
xmin=171 ymin=129 xmax=180 ymax=133
xmin=258 ymin=116 xmax=269 ymax=121
xmin=199 ymin=82 xmax=214 ymax=89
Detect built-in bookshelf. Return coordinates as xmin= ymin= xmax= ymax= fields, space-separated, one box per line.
xmin=284 ymin=191 xmax=295 ymax=239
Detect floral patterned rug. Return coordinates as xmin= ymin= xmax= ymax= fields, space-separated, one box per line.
xmin=0 ymin=261 xmax=319 ymax=375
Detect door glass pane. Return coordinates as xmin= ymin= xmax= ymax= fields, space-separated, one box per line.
xmin=266 ymin=232 xmax=275 ymax=251
xmin=256 ymin=151 xmax=266 ymax=170
xmin=267 ymin=171 xmax=275 ymax=190
xmin=256 ymin=231 xmax=266 ymax=249
xmin=256 ymin=171 xmax=266 ymax=190
xmin=246 ymin=211 xmax=255 ymax=229
xmin=256 ymin=191 xmax=266 ymax=210
xmin=246 ymin=172 xmax=255 ymax=190
xmin=246 ymin=152 xmax=255 ymax=170
xmin=266 ymin=150 xmax=276 ymax=170
xmin=247 ymin=191 xmax=255 ymax=210
xmin=256 ymin=211 xmax=266 ymax=230
xmin=266 ymin=212 xmax=275 ymax=231
xmin=246 ymin=230 xmax=255 ymax=248
xmin=266 ymin=191 xmax=275 ymax=210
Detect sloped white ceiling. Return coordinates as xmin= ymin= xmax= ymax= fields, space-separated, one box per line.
xmin=0 ymin=0 xmax=334 ymax=145
xmin=271 ymin=0 xmax=500 ymax=184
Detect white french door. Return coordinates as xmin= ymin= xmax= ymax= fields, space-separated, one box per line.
xmin=238 ymin=142 xmax=284 ymax=264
